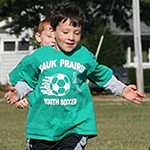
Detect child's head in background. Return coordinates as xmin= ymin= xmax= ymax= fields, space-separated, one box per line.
xmin=34 ymin=18 xmax=56 ymax=47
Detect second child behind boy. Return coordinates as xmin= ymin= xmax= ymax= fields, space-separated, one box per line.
xmin=5 ymin=18 xmax=56 ymax=108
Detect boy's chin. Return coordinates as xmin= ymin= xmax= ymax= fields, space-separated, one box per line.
xmin=63 ymin=49 xmax=73 ymax=52
xmin=56 ymin=44 xmax=77 ymax=52
xmin=62 ymin=46 xmax=77 ymax=52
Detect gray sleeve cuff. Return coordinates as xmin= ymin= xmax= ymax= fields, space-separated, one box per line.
xmin=15 ymin=81 xmax=33 ymax=100
xmin=104 ymin=75 xmax=127 ymax=96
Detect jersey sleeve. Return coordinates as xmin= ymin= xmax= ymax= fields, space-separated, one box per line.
xmin=15 ymin=81 xmax=33 ymax=100
xmin=83 ymin=48 xmax=112 ymax=88
xmin=9 ymin=55 xmax=31 ymax=85
xmin=86 ymin=50 xmax=127 ymax=95
xmin=88 ymin=63 xmax=113 ymax=88
xmin=9 ymin=53 xmax=40 ymax=89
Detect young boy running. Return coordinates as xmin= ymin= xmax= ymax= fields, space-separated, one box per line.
xmin=7 ymin=2 xmax=144 ymax=150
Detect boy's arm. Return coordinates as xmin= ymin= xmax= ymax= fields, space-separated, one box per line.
xmin=9 ymin=54 xmax=39 ymax=88
xmin=104 ymin=75 xmax=127 ymax=96
xmin=88 ymin=64 xmax=144 ymax=104
xmin=88 ymin=64 xmax=113 ymax=88
xmin=85 ymin=47 xmax=144 ymax=104
xmin=15 ymin=98 xmax=29 ymax=109
xmin=8 ymin=55 xmax=31 ymax=86
xmin=15 ymin=81 xmax=33 ymax=100
xmin=122 ymin=84 xmax=144 ymax=104
xmin=104 ymin=75 xmax=144 ymax=104
xmin=8 ymin=53 xmax=40 ymax=104
xmin=5 ymin=81 xmax=33 ymax=104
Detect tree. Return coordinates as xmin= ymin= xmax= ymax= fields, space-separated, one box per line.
xmin=0 ymin=0 xmax=150 ymax=67
xmin=1 ymin=0 xmax=150 ymax=35
xmin=82 ymin=18 xmax=126 ymax=67
xmin=140 ymin=1 xmax=150 ymax=26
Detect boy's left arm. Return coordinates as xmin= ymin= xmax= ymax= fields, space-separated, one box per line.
xmin=104 ymin=75 xmax=144 ymax=104
xmin=86 ymin=52 xmax=144 ymax=104
xmin=87 ymin=63 xmax=144 ymax=104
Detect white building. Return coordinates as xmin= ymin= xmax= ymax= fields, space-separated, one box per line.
xmin=110 ymin=18 xmax=150 ymax=69
xmin=0 ymin=28 xmax=31 ymax=84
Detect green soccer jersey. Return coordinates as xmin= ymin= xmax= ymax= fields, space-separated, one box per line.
xmin=9 ymin=45 xmax=112 ymax=141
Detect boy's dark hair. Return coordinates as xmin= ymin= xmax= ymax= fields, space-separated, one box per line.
xmin=50 ymin=2 xmax=86 ymax=30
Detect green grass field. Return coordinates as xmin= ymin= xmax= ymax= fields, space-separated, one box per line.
xmin=1 ymin=98 xmax=150 ymax=150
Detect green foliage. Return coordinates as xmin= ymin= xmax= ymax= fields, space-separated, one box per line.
xmin=141 ymin=1 xmax=150 ymax=26
xmin=0 ymin=0 xmax=149 ymax=66
xmin=82 ymin=18 xmax=126 ymax=67
xmin=0 ymin=0 xmax=149 ymax=35
xmin=98 ymin=34 xmax=126 ymax=66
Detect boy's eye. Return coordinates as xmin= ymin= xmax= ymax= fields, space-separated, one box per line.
xmin=74 ymin=31 xmax=80 ymax=35
xmin=62 ymin=31 xmax=68 ymax=34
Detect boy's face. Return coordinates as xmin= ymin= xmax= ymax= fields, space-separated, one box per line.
xmin=36 ymin=24 xmax=56 ymax=47
xmin=54 ymin=19 xmax=81 ymax=52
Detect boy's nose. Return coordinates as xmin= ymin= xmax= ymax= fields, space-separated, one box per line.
xmin=68 ymin=33 xmax=74 ymax=40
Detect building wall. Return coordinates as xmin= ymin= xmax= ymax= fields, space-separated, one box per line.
xmin=0 ymin=30 xmax=31 ymax=84
xmin=0 ymin=52 xmax=29 ymax=84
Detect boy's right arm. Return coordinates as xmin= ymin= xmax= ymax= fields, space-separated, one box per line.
xmin=9 ymin=54 xmax=39 ymax=88
xmin=15 ymin=81 xmax=33 ymax=100
xmin=5 ymin=81 xmax=33 ymax=104
xmin=8 ymin=53 xmax=40 ymax=104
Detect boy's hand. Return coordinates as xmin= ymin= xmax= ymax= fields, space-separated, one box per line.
xmin=4 ymin=86 xmax=18 ymax=104
xmin=122 ymin=84 xmax=145 ymax=104
xmin=15 ymin=98 xmax=28 ymax=109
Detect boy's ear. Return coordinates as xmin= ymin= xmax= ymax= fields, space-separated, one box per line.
xmin=35 ymin=32 xmax=41 ymax=43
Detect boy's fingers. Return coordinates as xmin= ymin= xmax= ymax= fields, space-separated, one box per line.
xmin=15 ymin=99 xmax=28 ymax=109
xmin=4 ymin=91 xmax=11 ymax=99
xmin=136 ymin=91 xmax=145 ymax=98
xmin=7 ymin=86 xmax=16 ymax=92
xmin=4 ymin=89 xmax=18 ymax=104
xmin=128 ymin=84 xmax=137 ymax=90
xmin=22 ymin=100 xmax=28 ymax=107
xmin=23 ymin=100 xmax=28 ymax=106
xmin=6 ymin=95 xmax=18 ymax=104
xmin=15 ymin=102 xmax=23 ymax=109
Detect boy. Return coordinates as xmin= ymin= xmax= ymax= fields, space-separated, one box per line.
xmin=5 ymin=18 xmax=56 ymax=108
xmin=7 ymin=2 xmax=144 ymax=150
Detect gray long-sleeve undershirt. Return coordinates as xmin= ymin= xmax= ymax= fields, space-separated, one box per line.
xmin=15 ymin=81 xmax=33 ymax=100
xmin=14 ymin=75 xmax=127 ymax=101
xmin=104 ymin=75 xmax=127 ymax=96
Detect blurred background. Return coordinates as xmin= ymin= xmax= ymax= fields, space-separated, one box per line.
xmin=0 ymin=1 xmax=150 ymax=150
xmin=0 ymin=0 xmax=150 ymax=94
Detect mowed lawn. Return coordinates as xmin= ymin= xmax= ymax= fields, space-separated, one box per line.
xmin=1 ymin=97 xmax=150 ymax=150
